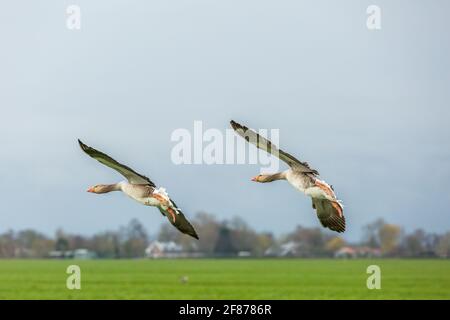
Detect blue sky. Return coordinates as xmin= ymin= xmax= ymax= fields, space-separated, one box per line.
xmin=0 ymin=1 xmax=449 ymax=241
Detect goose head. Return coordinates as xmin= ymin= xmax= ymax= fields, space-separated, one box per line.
xmin=87 ymin=184 xmax=116 ymax=194
xmin=251 ymin=175 xmax=267 ymax=183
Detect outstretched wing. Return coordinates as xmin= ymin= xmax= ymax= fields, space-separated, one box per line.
xmin=78 ymin=139 xmax=155 ymax=186
xmin=159 ymin=201 xmax=199 ymax=240
xmin=312 ymin=198 xmax=345 ymax=233
xmin=230 ymin=120 xmax=319 ymax=175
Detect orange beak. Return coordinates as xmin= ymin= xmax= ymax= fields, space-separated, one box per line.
xmin=87 ymin=187 xmax=95 ymax=193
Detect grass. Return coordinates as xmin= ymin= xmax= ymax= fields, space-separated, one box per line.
xmin=0 ymin=259 xmax=449 ymax=299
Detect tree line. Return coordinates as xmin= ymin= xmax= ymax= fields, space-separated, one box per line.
xmin=1 ymin=213 xmax=450 ymax=258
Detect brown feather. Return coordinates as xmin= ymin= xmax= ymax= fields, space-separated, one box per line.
xmin=230 ymin=120 xmax=319 ymax=175
xmin=312 ymin=198 xmax=346 ymax=233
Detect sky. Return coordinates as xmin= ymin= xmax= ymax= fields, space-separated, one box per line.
xmin=0 ymin=1 xmax=449 ymax=241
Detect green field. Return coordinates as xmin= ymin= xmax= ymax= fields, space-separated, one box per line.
xmin=0 ymin=259 xmax=449 ymax=299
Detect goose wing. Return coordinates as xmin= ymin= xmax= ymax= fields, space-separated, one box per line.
xmin=159 ymin=200 xmax=199 ymax=240
xmin=78 ymin=139 xmax=155 ymax=186
xmin=230 ymin=120 xmax=319 ymax=174
xmin=312 ymin=198 xmax=345 ymax=233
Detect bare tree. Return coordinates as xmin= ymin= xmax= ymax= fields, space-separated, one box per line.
xmin=120 ymin=219 xmax=149 ymax=258
xmin=379 ymin=223 xmax=401 ymax=255
xmin=436 ymin=232 xmax=450 ymax=258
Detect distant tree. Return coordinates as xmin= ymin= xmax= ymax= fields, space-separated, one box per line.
xmin=157 ymin=224 xmax=179 ymax=242
xmin=325 ymin=236 xmax=346 ymax=253
xmin=436 ymin=232 xmax=450 ymax=258
xmin=192 ymin=212 xmax=221 ymax=254
xmin=285 ymin=226 xmax=329 ymax=257
xmin=227 ymin=217 xmax=275 ymax=256
xmin=230 ymin=216 xmax=258 ymax=253
xmin=154 ymin=212 xmax=275 ymax=256
xmin=362 ymin=219 xmax=401 ymax=255
xmin=54 ymin=228 xmax=70 ymax=252
xmin=401 ymin=229 xmax=426 ymax=257
xmin=379 ymin=223 xmax=401 ymax=255
xmin=69 ymin=235 xmax=90 ymax=250
xmin=91 ymin=231 xmax=121 ymax=258
xmin=4 ymin=213 xmax=450 ymax=260
xmin=0 ymin=230 xmax=16 ymax=258
xmin=120 ymin=219 xmax=149 ymax=258
xmin=254 ymin=232 xmax=275 ymax=256
xmin=16 ymin=229 xmax=54 ymax=258
xmin=155 ymin=211 xmax=221 ymax=253
xmin=362 ymin=219 xmax=385 ymax=248
xmin=424 ymin=233 xmax=440 ymax=253
xmin=214 ymin=225 xmax=236 ymax=255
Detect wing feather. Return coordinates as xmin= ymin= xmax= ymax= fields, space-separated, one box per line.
xmin=78 ymin=139 xmax=155 ymax=186
xmin=312 ymin=199 xmax=345 ymax=233
xmin=230 ymin=120 xmax=319 ymax=174
xmin=159 ymin=201 xmax=199 ymax=239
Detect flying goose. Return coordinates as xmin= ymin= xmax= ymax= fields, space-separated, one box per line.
xmin=78 ymin=139 xmax=199 ymax=239
xmin=230 ymin=120 xmax=345 ymax=233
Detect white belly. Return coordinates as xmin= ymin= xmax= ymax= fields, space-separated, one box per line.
xmin=129 ymin=194 xmax=161 ymax=207
xmin=285 ymin=170 xmax=308 ymax=193
xmin=141 ymin=197 xmax=161 ymax=206
xmin=304 ymin=186 xmax=329 ymax=200
xmin=285 ymin=170 xmax=333 ymax=200
xmin=120 ymin=182 xmax=161 ymax=207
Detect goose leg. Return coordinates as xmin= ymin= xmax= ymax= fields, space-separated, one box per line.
xmin=167 ymin=208 xmax=177 ymax=223
xmin=152 ymin=194 xmax=170 ymax=207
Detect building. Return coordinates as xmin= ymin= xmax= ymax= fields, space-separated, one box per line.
xmin=145 ymin=241 xmax=184 ymax=258
xmin=264 ymin=241 xmax=300 ymax=257
xmin=73 ymin=248 xmax=97 ymax=259
xmin=334 ymin=246 xmax=381 ymax=258
xmin=334 ymin=246 xmax=357 ymax=258
xmin=48 ymin=248 xmax=96 ymax=259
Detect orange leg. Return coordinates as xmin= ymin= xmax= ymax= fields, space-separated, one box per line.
xmin=153 ymin=194 xmax=170 ymax=207
xmin=167 ymin=208 xmax=177 ymax=223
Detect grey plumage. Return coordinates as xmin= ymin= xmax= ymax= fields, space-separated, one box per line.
xmin=158 ymin=204 xmax=199 ymax=240
xmin=78 ymin=139 xmax=155 ymax=186
xmin=230 ymin=120 xmax=319 ymax=175
xmin=312 ymin=199 xmax=345 ymax=233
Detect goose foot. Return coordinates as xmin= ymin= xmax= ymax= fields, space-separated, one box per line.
xmin=152 ymin=194 xmax=170 ymax=207
xmin=167 ymin=208 xmax=177 ymax=223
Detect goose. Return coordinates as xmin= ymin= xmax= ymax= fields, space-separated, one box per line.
xmin=78 ymin=139 xmax=199 ymax=239
xmin=230 ymin=120 xmax=345 ymax=233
